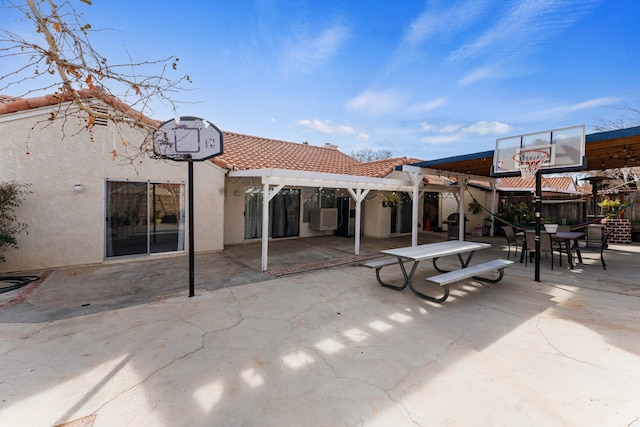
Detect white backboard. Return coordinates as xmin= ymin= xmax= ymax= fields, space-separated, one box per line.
xmin=153 ymin=116 xmax=223 ymax=161
xmin=492 ymin=125 xmax=585 ymax=176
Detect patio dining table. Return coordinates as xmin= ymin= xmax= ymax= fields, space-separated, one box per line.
xmin=520 ymin=230 xmax=585 ymax=269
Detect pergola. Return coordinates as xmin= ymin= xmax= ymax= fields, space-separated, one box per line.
xmin=228 ymin=167 xmax=493 ymax=271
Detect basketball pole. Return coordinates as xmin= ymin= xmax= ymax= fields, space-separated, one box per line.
xmin=188 ymin=158 xmax=195 ymax=297
xmin=534 ymin=171 xmax=542 ymax=282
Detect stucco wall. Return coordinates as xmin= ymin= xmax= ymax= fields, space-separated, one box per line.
xmin=223 ymin=179 xmax=247 ymax=244
xmin=1 ymin=103 xmax=225 ymax=273
xmin=465 ymin=186 xmax=492 ymax=232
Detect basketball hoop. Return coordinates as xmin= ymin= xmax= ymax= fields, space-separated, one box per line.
xmin=513 ymin=149 xmax=549 ymax=179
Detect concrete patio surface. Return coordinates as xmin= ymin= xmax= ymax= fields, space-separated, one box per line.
xmin=1 ymin=233 xmax=640 ymax=426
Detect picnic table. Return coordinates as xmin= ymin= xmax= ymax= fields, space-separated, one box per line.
xmin=365 ymin=240 xmax=512 ymax=303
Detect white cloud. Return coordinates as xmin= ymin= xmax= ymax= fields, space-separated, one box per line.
xmin=462 ymin=121 xmax=511 ymax=135
xmin=539 ymin=97 xmax=622 ymax=117
xmin=298 ymin=119 xmax=355 ymax=135
xmin=402 ymin=1 xmax=487 ymax=48
xmin=566 ymin=97 xmax=622 ymax=112
xmin=408 ymin=97 xmax=446 ymax=113
xmin=440 ymin=124 xmax=462 ymax=133
xmin=356 ymin=132 xmax=370 ymax=141
xmin=449 ymin=0 xmax=597 ymax=63
xmin=345 ymin=89 xmax=406 ymax=115
xmin=283 ymin=24 xmax=351 ymax=75
xmin=418 ymin=120 xmax=511 ymax=147
xmin=420 ymin=122 xmax=437 ymax=132
xmin=420 ymin=135 xmax=460 ymax=144
xmin=459 ymin=66 xmax=500 ymax=86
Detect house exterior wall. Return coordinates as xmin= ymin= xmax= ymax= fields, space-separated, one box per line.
xmin=223 ymin=179 xmax=247 ymax=244
xmin=441 ymin=193 xmax=459 ymax=231
xmin=440 ymin=187 xmax=494 ymax=236
xmin=465 ymin=186 xmax=491 ymax=232
xmin=1 ymin=103 xmax=225 ymax=273
xmin=223 ymin=181 xmax=355 ymax=245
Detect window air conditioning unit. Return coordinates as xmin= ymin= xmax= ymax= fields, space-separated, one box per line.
xmin=310 ymin=208 xmax=338 ymax=231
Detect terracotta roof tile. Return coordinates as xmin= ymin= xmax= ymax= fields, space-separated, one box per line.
xmin=214 ymin=132 xmax=359 ymax=174
xmin=0 ymin=90 xmax=158 ymax=127
xmin=497 ymin=176 xmax=577 ymax=192
xmin=347 ymin=157 xmax=409 ymax=177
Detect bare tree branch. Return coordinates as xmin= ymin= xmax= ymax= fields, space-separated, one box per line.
xmin=1 ymin=0 xmax=192 ymax=160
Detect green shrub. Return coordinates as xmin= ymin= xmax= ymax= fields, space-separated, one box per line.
xmin=0 ymin=182 xmax=31 ymax=263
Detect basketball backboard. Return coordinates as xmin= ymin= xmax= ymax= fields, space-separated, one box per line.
xmin=491 ymin=125 xmax=585 ymax=176
xmin=153 ymin=116 xmax=223 ymax=161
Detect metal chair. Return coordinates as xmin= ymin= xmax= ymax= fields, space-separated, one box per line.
xmin=553 ymin=225 xmax=571 ymax=265
xmin=524 ymin=231 xmax=555 ymax=270
xmin=576 ymin=230 xmax=611 ymax=270
xmin=500 ymin=226 xmax=523 ymax=260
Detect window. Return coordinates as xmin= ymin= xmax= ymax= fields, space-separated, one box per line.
xmin=303 ymin=188 xmax=336 ymax=222
xmin=105 ymin=181 xmax=185 ymax=257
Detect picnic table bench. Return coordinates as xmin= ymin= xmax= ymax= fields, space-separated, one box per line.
xmin=425 ymin=258 xmax=513 ymax=302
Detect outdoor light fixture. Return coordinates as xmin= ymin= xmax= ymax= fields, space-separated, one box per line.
xmin=74 ymin=183 xmax=84 ymax=192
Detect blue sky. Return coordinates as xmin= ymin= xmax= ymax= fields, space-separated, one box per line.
xmin=3 ymin=0 xmax=640 ymax=161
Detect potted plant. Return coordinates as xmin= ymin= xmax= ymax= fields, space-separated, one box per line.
xmin=468 ymin=200 xmax=481 ymax=215
xmin=598 ymin=198 xmax=622 ymax=218
xmin=543 ymin=216 xmax=558 ymax=233
xmin=382 ymin=192 xmax=399 ymax=208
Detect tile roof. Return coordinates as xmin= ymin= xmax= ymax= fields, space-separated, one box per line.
xmin=347 ymin=157 xmax=411 ymax=177
xmin=213 ymin=132 xmax=360 ymax=174
xmin=0 ymin=89 xmax=158 ymax=127
xmin=497 ymin=176 xmax=578 ymax=192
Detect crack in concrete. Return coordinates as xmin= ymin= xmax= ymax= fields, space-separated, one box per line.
xmin=85 ymin=292 xmax=246 ymax=418
xmin=89 ymin=322 xmax=207 ymax=417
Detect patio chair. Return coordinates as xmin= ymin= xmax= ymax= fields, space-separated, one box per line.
xmin=524 ymin=231 xmax=555 ymax=270
xmin=553 ymin=225 xmax=571 ymax=265
xmin=576 ymin=230 xmax=611 ymax=270
xmin=500 ymin=226 xmax=523 ymax=260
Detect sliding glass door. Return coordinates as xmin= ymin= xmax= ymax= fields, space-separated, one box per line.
xmin=244 ymin=187 xmax=300 ymax=240
xmin=106 ymin=181 xmax=185 ymax=257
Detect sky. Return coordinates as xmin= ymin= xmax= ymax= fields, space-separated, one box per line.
xmin=2 ymin=0 xmax=640 ymax=162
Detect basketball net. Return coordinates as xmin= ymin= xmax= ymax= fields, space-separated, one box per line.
xmin=513 ymin=149 xmax=549 ymax=179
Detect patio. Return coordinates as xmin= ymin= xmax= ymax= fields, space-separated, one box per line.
xmin=1 ymin=233 xmax=639 ymax=425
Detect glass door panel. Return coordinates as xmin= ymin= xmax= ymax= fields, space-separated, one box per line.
xmin=270 ymin=189 xmax=300 ymax=238
xmin=106 ymin=181 xmax=149 ymax=257
xmin=150 ymin=183 xmax=185 ymax=253
xmin=244 ymin=187 xmax=263 ymax=240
